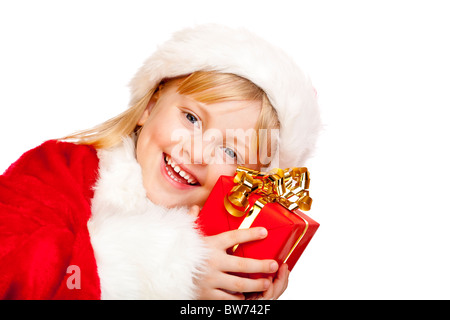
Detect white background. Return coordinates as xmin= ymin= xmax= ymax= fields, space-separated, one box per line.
xmin=1 ymin=0 xmax=449 ymax=299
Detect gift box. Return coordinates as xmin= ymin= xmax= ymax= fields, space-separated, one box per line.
xmin=197 ymin=167 xmax=319 ymax=279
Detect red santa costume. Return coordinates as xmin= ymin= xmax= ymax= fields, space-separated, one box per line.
xmin=0 ymin=24 xmax=320 ymax=299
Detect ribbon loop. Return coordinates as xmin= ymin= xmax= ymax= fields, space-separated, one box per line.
xmin=224 ymin=166 xmax=313 ymax=219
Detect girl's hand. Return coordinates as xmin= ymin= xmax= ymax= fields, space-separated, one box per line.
xmin=189 ymin=206 xmax=290 ymax=300
xmin=245 ymin=263 xmax=290 ymax=300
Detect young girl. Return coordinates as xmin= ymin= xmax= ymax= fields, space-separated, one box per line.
xmin=0 ymin=24 xmax=320 ymax=299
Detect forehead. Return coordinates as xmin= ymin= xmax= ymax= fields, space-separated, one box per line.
xmin=201 ymin=100 xmax=262 ymax=128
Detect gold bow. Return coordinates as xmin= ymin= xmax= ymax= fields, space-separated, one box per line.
xmin=224 ymin=166 xmax=312 ymax=216
xmin=224 ymin=166 xmax=312 ymax=252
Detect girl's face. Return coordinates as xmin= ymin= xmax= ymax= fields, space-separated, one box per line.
xmin=136 ymin=83 xmax=262 ymax=208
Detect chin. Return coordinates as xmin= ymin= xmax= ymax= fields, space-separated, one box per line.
xmin=147 ymin=192 xmax=197 ymax=209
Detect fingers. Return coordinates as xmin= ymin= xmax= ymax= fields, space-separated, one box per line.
xmin=200 ymin=267 xmax=271 ymax=297
xmin=205 ymin=228 xmax=278 ymax=275
xmin=201 ymin=257 xmax=275 ymax=296
xmin=222 ymin=255 xmax=279 ymax=274
xmin=200 ymin=287 xmax=246 ymax=300
xmin=211 ymin=227 xmax=268 ymax=250
xmin=199 ymin=227 xmax=291 ymax=300
xmin=216 ymin=272 xmax=271 ymax=294
xmin=216 ymin=290 xmax=246 ymax=300
xmin=259 ymin=276 xmax=274 ymax=300
xmin=275 ymin=264 xmax=290 ymax=295
xmin=263 ymin=263 xmax=290 ymax=300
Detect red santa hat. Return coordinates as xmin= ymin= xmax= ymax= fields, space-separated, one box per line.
xmin=128 ymin=24 xmax=321 ymax=168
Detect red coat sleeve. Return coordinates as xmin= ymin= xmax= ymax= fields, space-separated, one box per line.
xmin=0 ymin=140 xmax=101 ymax=299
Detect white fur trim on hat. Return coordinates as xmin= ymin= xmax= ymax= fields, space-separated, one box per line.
xmin=129 ymin=24 xmax=321 ymax=168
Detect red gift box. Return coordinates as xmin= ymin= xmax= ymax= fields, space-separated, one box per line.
xmin=197 ymin=167 xmax=319 ymax=279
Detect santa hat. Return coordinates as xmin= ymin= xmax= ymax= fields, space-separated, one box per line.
xmin=128 ymin=24 xmax=321 ymax=168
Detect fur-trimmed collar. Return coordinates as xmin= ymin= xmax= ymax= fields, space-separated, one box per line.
xmin=87 ymin=137 xmax=207 ymax=299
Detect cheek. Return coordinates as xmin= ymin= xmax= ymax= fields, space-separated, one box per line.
xmin=138 ymin=118 xmax=180 ymax=152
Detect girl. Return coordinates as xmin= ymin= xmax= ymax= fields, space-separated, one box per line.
xmin=0 ymin=24 xmax=320 ymax=299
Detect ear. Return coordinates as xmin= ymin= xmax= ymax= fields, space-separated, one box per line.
xmin=137 ymin=91 xmax=160 ymax=126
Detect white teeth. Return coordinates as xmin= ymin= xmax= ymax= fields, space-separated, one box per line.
xmin=164 ymin=154 xmax=198 ymax=185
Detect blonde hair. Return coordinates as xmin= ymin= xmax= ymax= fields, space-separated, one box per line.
xmin=62 ymin=71 xmax=279 ymax=152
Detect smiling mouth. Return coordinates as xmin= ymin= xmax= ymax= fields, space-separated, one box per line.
xmin=163 ymin=153 xmax=199 ymax=186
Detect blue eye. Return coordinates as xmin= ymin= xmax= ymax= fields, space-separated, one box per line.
xmin=185 ymin=112 xmax=198 ymax=124
xmin=185 ymin=112 xmax=201 ymax=128
xmin=222 ymin=147 xmax=237 ymax=159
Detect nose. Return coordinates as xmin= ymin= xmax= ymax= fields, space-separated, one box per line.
xmin=175 ymin=127 xmax=204 ymax=165
xmin=188 ymin=130 xmax=204 ymax=165
xmin=184 ymin=130 xmax=224 ymax=165
xmin=178 ymin=127 xmax=226 ymax=165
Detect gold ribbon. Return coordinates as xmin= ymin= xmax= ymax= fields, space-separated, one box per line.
xmin=224 ymin=166 xmax=313 ymax=254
